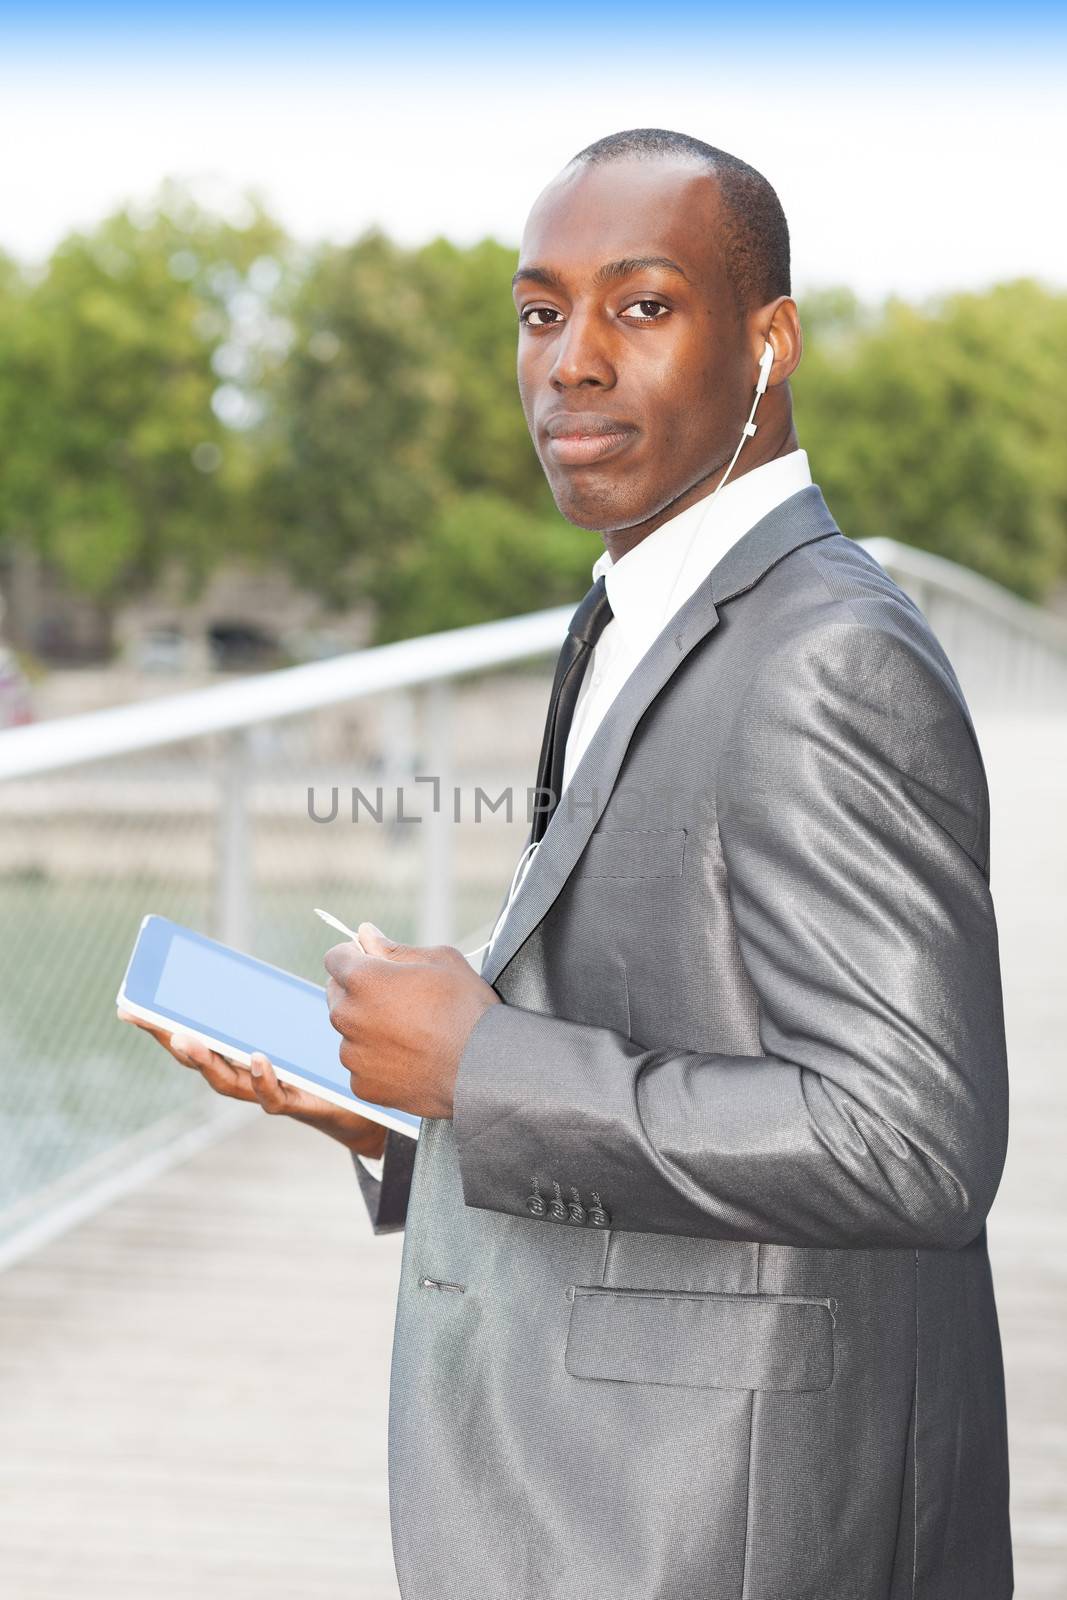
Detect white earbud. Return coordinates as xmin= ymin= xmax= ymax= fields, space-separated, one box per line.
xmin=756 ymin=339 xmax=774 ymax=395
xmin=656 ymin=337 xmax=778 ymax=631
xmin=463 ymin=839 xmax=541 ymax=963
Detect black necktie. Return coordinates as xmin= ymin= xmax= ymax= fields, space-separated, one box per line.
xmin=530 ymin=575 xmax=614 ymax=843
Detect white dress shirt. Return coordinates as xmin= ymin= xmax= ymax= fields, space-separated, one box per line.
xmin=561 ymin=448 xmax=812 ymax=793
xmin=361 ymin=447 xmax=814 ymax=1169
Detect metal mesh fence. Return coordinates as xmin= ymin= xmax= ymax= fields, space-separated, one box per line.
xmin=0 ymin=670 xmax=550 ymax=1247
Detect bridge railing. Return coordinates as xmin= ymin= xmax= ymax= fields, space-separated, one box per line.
xmin=1 ymin=538 xmax=1064 ymax=1264
xmin=862 ymin=538 xmax=1067 ymax=712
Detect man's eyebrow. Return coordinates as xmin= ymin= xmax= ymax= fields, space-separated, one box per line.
xmin=511 ymin=256 xmax=692 ymax=293
xmin=593 ymin=256 xmax=692 ymax=287
xmin=511 ymin=264 xmax=565 ymax=292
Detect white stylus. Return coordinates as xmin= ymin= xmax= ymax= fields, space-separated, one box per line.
xmin=314 ymin=907 xmax=365 ymax=949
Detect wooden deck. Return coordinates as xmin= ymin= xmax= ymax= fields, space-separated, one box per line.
xmin=0 ymin=708 xmax=1064 ymax=1598
xmin=0 ymin=1116 xmax=404 ymax=1599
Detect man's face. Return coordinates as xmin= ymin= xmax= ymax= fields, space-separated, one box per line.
xmin=513 ymin=157 xmax=753 ymax=536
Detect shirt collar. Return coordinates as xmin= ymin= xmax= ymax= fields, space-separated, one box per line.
xmin=591 ymin=448 xmax=812 ymax=655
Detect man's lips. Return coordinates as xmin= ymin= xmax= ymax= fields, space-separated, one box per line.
xmin=542 ymin=412 xmax=638 ymax=467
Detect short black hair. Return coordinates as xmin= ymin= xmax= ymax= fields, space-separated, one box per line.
xmin=567 ymin=128 xmax=790 ymax=316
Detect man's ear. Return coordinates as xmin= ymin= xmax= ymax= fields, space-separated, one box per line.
xmin=758 ymin=296 xmax=803 ymax=384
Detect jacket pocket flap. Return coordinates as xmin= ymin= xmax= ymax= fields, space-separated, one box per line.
xmin=580 ymin=827 xmax=687 ymax=879
xmin=565 ymin=1288 xmax=834 ymax=1392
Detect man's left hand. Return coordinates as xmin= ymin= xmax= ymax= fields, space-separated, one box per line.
xmin=324 ymin=923 xmax=501 ymax=1120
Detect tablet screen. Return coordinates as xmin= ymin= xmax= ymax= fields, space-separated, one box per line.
xmin=155 ymin=933 xmax=339 ymax=1080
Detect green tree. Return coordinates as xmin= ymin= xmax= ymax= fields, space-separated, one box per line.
xmin=254 ymin=230 xmax=448 ymax=611
xmin=5 ymin=190 xmax=1065 ymax=655
xmin=409 ymin=236 xmax=548 ymax=508
xmin=794 ymin=278 xmax=1067 ymax=599
xmin=370 ymin=489 xmax=597 ymax=643
xmin=257 ymin=230 xmax=575 ymax=638
xmin=0 ymin=184 xmax=288 ymax=644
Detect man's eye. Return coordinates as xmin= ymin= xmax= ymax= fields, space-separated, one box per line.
xmin=520 ymin=307 xmax=563 ymax=327
xmin=620 ymin=300 xmax=669 ymax=322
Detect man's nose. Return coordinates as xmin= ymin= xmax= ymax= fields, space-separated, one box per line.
xmin=549 ymin=306 xmax=615 ymax=390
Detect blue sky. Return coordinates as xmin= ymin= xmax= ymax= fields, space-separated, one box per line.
xmin=3 ymin=1 xmax=1064 ymax=49
xmin=1 ymin=2 xmax=1063 ymax=297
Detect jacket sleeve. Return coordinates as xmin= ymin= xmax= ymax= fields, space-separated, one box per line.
xmin=451 ymin=621 xmax=1010 ymax=1250
xmin=350 ymin=1128 xmax=417 ymax=1234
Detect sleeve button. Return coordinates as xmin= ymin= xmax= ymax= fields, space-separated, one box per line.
xmin=525 ymin=1194 xmax=546 ymax=1217
xmin=588 ymin=1205 xmax=611 ymax=1228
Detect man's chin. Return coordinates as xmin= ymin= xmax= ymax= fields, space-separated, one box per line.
xmin=551 ymin=483 xmax=647 ymax=534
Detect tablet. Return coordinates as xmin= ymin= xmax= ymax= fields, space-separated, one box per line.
xmin=115 ymin=913 xmax=420 ymax=1139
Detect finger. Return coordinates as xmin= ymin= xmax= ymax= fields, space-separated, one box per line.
xmin=171 ymin=1031 xmax=232 ymax=1070
xmin=323 ymin=939 xmax=367 ymax=982
xmin=169 ymin=1033 xmax=258 ymax=1101
xmin=119 ymin=1016 xmax=237 ymax=1065
xmin=247 ymin=1053 xmax=293 ymax=1114
xmin=247 ymin=1055 xmax=345 ymax=1127
xmin=326 ymin=979 xmax=355 ymax=1045
xmin=356 ymin=923 xmax=420 ymax=962
xmin=118 ymin=1012 xmax=173 ymax=1047
xmin=339 ymin=1037 xmax=367 ymax=1086
xmin=196 ymin=1050 xmax=260 ymax=1102
xmin=167 ymin=1030 xmax=204 ymax=1069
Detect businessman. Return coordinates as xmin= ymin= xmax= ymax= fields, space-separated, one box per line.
xmin=127 ymin=130 xmax=1013 ymax=1597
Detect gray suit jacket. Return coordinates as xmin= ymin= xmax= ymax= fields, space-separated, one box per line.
xmin=356 ymin=484 xmax=1012 ymax=1599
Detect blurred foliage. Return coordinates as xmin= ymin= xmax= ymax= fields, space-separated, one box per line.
xmin=0 ymin=184 xmax=287 ymax=614
xmin=252 ymin=231 xmax=570 ymax=627
xmin=254 ymin=229 xmax=447 ymax=609
xmin=371 ymin=490 xmax=596 ymax=643
xmin=409 ymin=237 xmax=552 ymax=507
xmin=1 ymin=186 xmax=1065 ymax=651
xmin=793 ymin=279 xmax=1067 ymax=600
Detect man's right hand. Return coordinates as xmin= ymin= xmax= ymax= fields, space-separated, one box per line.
xmin=115 ymin=1009 xmax=389 ymax=1159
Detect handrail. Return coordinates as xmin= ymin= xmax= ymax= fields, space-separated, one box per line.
xmin=0 ymin=604 xmax=574 ymax=780
xmin=1 ymin=538 xmax=1064 ymax=782
xmin=861 ymin=539 xmax=1067 ymax=651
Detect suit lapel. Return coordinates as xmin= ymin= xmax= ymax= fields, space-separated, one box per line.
xmin=479 ymin=484 xmax=842 ymax=986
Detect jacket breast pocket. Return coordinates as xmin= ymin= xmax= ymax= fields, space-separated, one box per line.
xmin=564 ymin=1286 xmax=835 ymax=1392
xmin=580 ymin=827 xmax=687 ymax=879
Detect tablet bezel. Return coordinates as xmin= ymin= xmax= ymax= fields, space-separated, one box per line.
xmin=116 ymin=913 xmax=421 ymax=1139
